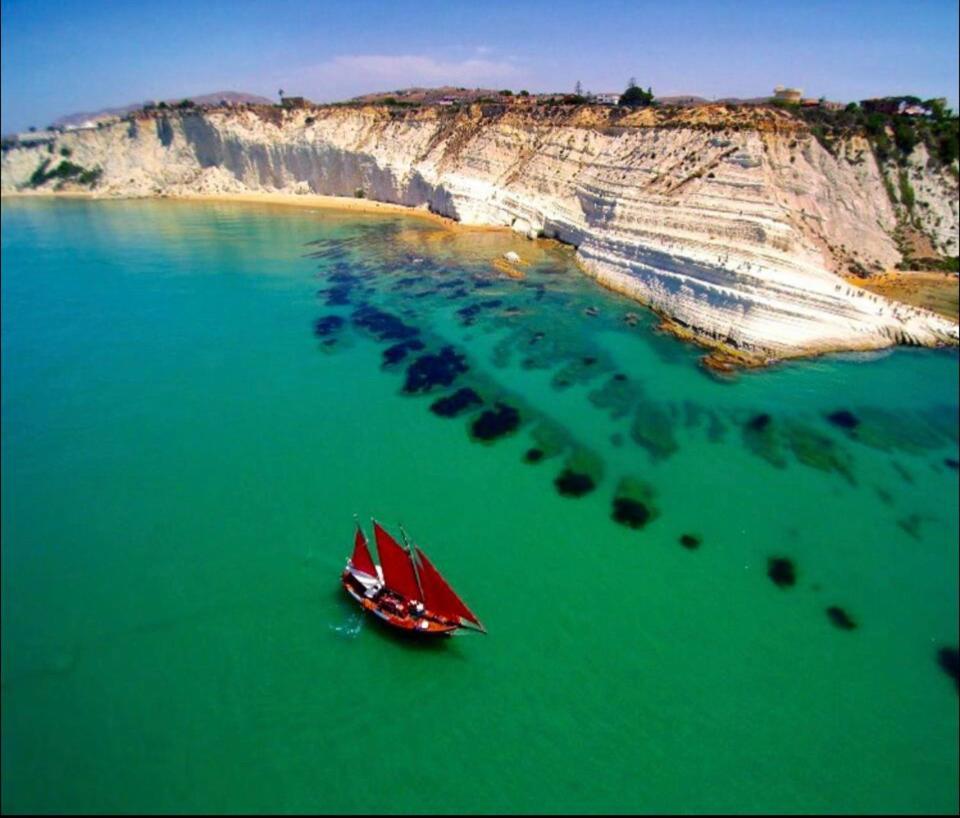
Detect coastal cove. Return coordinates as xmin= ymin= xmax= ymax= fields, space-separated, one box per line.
xmin=3 ymin=103 xmax=958 ymax=365
xmin=2 ymin=197 xmax=957 ymax=813
xmin=7 ymin=189 xmax=958 ymax=373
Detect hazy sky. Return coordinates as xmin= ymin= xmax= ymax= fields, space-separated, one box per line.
xmin=2 ymin=0 xmax=958 ymax=133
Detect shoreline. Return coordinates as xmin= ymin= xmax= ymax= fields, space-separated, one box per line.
xmin=1 ymin=189 xmax=508 ymax=235
xmin=5 ymin=189 xmax=957 ymax=371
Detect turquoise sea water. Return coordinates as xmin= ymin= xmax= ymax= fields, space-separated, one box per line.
xmin=2 ymin=198 xmax=957 ymax=814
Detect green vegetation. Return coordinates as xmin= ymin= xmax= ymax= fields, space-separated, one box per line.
xmin=518 ymin=90 xmax=529 ymax=97
xmin=499 ymin=89 xmax=513 ymax=96
xmin=28 ymin=158 xmax=52 ymax=186
xmin=793 ymin=98 xmax=958 ymax=166
xmin=77 ymin=167 xmax=103 ymax=185
xmin=619 ymin=82 xmax=654 ymax=107
xmin=59 ymin=146 xmax=72 ymax=157
xmin=898 ymin=170 xmax=915 ymax=211
xmin=27 ymin=158 xmax=102 ymax=188
xmin=883 ymin=174 xmax=898 ymax=205
xmin=893 ymin=119 xmax=918 ymax=154
xmin=926 ymin=255 xmax=960 ymax=272
xmin=354 ymin=188 xmax=365 ymax=198
xmin=177 ymin=99 xmax=195 ymax=109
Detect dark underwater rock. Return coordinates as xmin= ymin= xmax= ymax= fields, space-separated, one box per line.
xmin=524 ymin=448 xmax=544 ymax=463
xmin=826 ymin=410 xmax=860 ymax=430
xmin=612 ymin=498 xmax=650 ymax=528
xmin=826 ymin=606 xmax=857 ymax=630
xmin=352 ymin=305 xmax=419 ymax=342
xmin=747 ymin=413 xmax=772 ymax=432
xmin=382 ymin=339 xmax=425 ymax=366
xmin=554 ymin=470 xmax=596 ymax=497
xmin=393 ymin=275 xmax=424 ymax=289
xmin=313 ymin=315 xmax=344 ymax=337
xmin=944 ymin=458 xmax=959 ymax=471
xmin=471 ymin=403 xmax=521 ymax=441
xmin=611 ymin=477 xmax=659 ymax=529
xmin=679 ymin=534 xmax=701 ymax=549
xmin=767 ymin=557 xmax=796 ymax=588
xmin=323 ymin=285 xmax=353 ymax=306
xmin=404 ymin=347 xmax=468 ymax=394
xmin=937 ymin=647 xmax=959 ymax=692
xmin=456 ymin=299 xmax=503 ymax=324
xmin=430 ymin=387 xmax=482 ymax=418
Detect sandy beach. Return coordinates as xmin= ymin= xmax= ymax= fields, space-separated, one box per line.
xmin=2 ymin=189 xmax=510 ymax=235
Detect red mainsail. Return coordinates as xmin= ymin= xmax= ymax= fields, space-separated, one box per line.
xmin=415 ymin=547 xmax=483 ymax=628
xmin=374 ymin=521 xmax=421 ymax=601
xmin=351 ymin=526 xmax=377 ymax=576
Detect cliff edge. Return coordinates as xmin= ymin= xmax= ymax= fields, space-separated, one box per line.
xmin=3 ymin=103 xmax=958 ymax=363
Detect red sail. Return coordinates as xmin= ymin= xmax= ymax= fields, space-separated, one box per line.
xmin=374 ymin=522 xmax=420 ymax=601
xmin=415 ymin=547 xmax=483 ymax=628
xmin=351 ymin=526 xmax=377 ymax=576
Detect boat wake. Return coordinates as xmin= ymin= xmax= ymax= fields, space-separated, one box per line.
xmin=329 ymin=612 xmax=365 ymax=639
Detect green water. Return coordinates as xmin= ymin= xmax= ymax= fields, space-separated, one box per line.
xmin=2 ymin=198 xmax=957 ymax=814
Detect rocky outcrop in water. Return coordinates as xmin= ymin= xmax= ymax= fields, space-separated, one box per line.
xmin=3 ymin=103 xmax=957 ymax=361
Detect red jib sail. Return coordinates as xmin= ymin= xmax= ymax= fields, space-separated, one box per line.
xmin=415 ymin=547 xmax=483 ymax=628
xmin=351 ymin=526 xmax=377 ymax=576
xmin=374 ymin=522 xmax=420 ymax=601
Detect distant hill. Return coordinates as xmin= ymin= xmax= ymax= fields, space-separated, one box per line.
xmin=52 ymin=91 xmax=274 ymax=128
xmin=349 ymin=86 xmax=504 ymax=104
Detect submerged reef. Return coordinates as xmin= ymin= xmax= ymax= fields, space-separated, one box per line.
xmin=767 ymin=557 xmax=797 ymax=588
xmin=403 ymin=346 xmax=468 ymax=393
xmin=313 ymin=315 xmax=344 ymax=337
xmin=826 ymin=606 xmax=857 ymax=630
xmin=938 ymin=647 xmax=959 ymax=692
xmin=430 ymin=387 xmax=482 ymax=418
xmin=471 ymin=403 xmax=521 ymax=442
xmin=611 ymin=477 xmax=659 ymax=529
xmin=554 ymin=470 xmax=596 ymax=497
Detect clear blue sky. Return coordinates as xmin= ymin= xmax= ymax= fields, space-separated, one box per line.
xmin=2 ymin=0 xmax=958 ymax=134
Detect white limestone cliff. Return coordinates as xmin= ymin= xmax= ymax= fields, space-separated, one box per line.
xmin=3 ymin=103 xmax=957 ymax=362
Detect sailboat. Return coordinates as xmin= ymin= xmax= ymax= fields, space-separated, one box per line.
xmin=341 ymin=520 xmax=486 ymax=635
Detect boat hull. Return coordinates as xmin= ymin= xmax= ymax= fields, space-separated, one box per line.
xmin=341 ymin=572 xmax=460 ymax=635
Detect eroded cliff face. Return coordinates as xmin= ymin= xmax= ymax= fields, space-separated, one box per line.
xmin=3 ymin=104 xmax=957 ymax=360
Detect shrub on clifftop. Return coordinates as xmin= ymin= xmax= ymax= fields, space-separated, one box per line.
xmin=619 ymin=84 xmax=654 ymax=107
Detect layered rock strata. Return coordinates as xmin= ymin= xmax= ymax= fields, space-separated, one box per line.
xmin=3 ymin=104 xmax=957 ymax=361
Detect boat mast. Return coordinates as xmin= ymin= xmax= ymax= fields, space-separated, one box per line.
xmin=399 ymin=524 xmax=424 ymax=602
